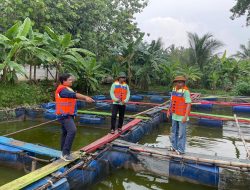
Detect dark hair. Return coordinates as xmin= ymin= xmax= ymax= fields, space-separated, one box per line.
xmin=59 ymin=73 xmax=71 ymax=84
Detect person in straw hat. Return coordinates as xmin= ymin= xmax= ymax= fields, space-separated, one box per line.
xmin=167 ymin=76 xmax=191 ymax=154
xmin=110 ymin=72 xmax=130 ymax=134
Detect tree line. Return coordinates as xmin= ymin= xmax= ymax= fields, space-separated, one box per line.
xmin=0 ymin=0 xmax=249 ymax=95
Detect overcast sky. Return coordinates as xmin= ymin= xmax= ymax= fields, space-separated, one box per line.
xmin=135 ymin=0 xmax=250 ymax=55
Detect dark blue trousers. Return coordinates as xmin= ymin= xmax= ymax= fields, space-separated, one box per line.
xmin=59 ymin=116 xmax=76 ymax=155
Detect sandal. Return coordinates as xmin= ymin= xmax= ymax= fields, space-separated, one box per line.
xmin=110 ymin=129 xmax=115 ymax=134
xmin=169 ymin=147 xmax=175 ymax=152
xmin=118 ymin=128 xmax=122 ymax=133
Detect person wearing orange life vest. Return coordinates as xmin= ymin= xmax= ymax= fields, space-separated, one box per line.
xmin=55 ymin=73 xmax=94 ymax=161
xmin=167 ymin=76 xmax=192 ymax=155
xmin=110 ymin=72 xmax=130 ymax=134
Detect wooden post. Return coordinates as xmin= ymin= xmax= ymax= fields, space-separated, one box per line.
xmin=29 ymin=65 xmax=32 ymax=80
xmin=46 ymin=66 xmax=48 ymax=80
xmin=33 ymin=65 xmax=36 ymax=81
xmin=31 ymin=160 xmax=37 ymax=172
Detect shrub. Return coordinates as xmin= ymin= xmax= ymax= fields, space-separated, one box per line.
xmin=234 ymin=81 xmax=250 ymax=96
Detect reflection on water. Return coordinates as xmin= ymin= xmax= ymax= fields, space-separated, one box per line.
xmin=92 ymin=169 xmax=215 ymax=190
xmin=140 ymin=120 xmax=250 ymax=159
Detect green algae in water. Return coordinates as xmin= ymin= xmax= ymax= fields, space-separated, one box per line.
xmin=0 ymin=119 xmax=109 ymax=186
xmin=0 ymin=119 xmax=109 ymax=150
xmin=0 ymin=165 xmax=25 ymax=186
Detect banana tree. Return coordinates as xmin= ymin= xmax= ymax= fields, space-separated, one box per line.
xmin=72 ymin=56 xmax=105 ymax=94
xmin=0 ymin=18 xmax=32 ymax=83
xmin=0 ymin=18 xmax=54 ymax=83
xmin=44 ymin=27 xmax=95 ymax=81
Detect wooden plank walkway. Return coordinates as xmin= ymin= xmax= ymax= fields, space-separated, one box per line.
xmin=0 ymin=136 xmax=61 ymax=158
xmin=0 ymin=151 xmax=80 ymax=190
xmin=81 ymin=118 xmax=142 ymax=153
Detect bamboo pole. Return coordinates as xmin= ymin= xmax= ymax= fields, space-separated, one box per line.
xmin=129 ymin=146 xmax=250 ymax=169
xmin=133 ymin=100 xmax=170 ymax=117
xmin=77 ymin=110 xmax=150 ymax=120
xmin=234 ymin=114 xmax=250 ymax=159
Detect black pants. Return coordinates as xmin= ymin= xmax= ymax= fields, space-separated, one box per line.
xmin=111 ymin=104 xmax=126 ymax=130
xmin=59 ymin=116 xmax=76 ymax=155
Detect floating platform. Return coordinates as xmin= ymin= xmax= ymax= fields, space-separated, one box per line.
xmin=111 ymin=139 xmax=250 ymax=188
xmin=198 ymin=118 xmax=223 ymax=128
xmin=130 ymin=95 xmax=144 ymax=101
xmin=233 ymin=106 xmax=250 ymax=113
xmin=1 ymin=98 xmax=250 ymax=189
xmin=79 ymin=114 xmax=105 ymax=125
xmin=0 ymin=136 xmax=61 ymax=158
xmin=150 ymin=96 xmax=165 ymax=103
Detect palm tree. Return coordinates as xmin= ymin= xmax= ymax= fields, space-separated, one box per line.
xmin=236 ymin=40 xmax=250 ymax=60
xmin=188 ymin=32 xmax=223 ymax=71
xmin=177 ymin=65 xmax=202 ymax=83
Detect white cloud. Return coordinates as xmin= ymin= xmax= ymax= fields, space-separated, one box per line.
xmin=135 ymin=0 xmax=250 ymax=55
xmin=139 ymin=17 xmax=207 ymax=48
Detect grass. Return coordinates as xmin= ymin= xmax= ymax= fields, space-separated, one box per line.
xmin=0 ymin=81 xmax=53 ymax=109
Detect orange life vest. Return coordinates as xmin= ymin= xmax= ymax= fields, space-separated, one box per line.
xmin=113 ymin=81 xmax=128 ymax=102
xmin=171 ymin=86 xmax=191 ymax=116
xmin=55 ymin=85 xmax=77 ymax=116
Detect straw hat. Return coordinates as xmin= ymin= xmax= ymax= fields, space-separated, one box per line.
xmin=173 ymin=76 xmax=187 ymax=83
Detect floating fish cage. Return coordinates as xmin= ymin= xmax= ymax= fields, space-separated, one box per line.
xmin=1 ymin=97 xmax=250 ymax=189
xmin=79 ymin=114 xmax=105 ymax=125
xmin=202 ymin=97 xmax=218 ymax=101
xmin=92 ymin=95 xmax=107 ymax=101
xmin=0 ymin=144 xmax=33 ymax=170
xmin=192 ymin=104 xmax=213 ymax=110
xmin=150 ymin=96 xmax=165 ymax=103
xmin=125 ymin=104 xmax=138 ymax=112
xmin=0 ymin=107 xmax=44 ymax=122
xmin=130 ymin=95 xmax=144 ymax=101
xmin=198 ymin=118 xmax=223 ymax=128
xmin=43 ymin=109 xmax=57 ymax=120
xmin=95 ymin=102 xmax=111 ymax=110
xmin=10 ymin=137 xmax=249 ymax=190
xmin=233 ymin=106 xmax=250 ymax=113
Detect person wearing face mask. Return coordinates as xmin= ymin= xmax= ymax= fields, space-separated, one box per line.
xmin=110 ymin=72 xmax=130 ymax=134
xmin=167 ymin=76 xmax=191 ymax=155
